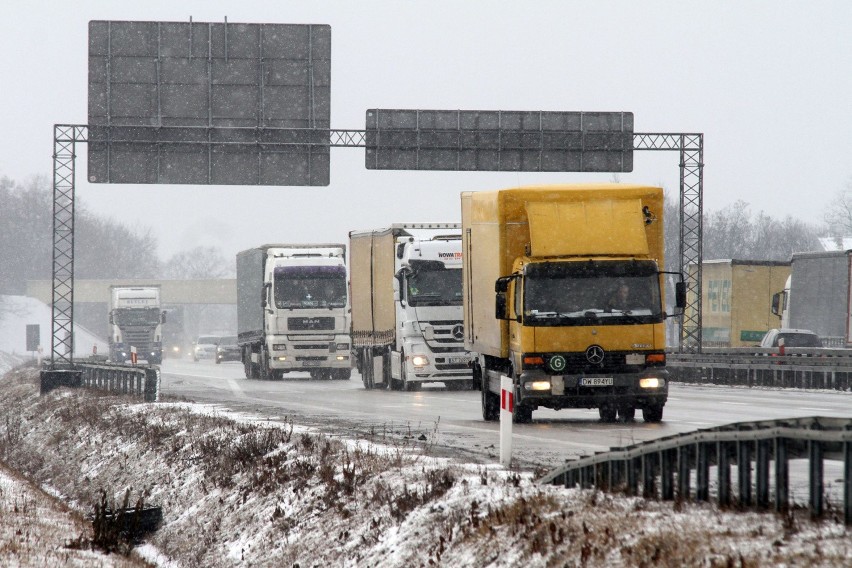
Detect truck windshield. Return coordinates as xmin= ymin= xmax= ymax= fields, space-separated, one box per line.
xmin=523 ymin=260 xmax=663 ymax=326
xmin=113 ymin=307 xmax=161 ymax=326
xmin=407 ymin=262 xmax=462 ymax=307
xmin=274 ymin=271 xmax=347 ymax=309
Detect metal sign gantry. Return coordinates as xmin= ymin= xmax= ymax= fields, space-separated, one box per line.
xmin=47 ymin=126 xmax=702 ymax=368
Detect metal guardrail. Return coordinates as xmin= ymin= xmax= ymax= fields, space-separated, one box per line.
xmin=40 ymin=363 xmax=160 ymax=402
xmin=667 ymin=348 xmax=852 ymax=391
xmin=539 ymin=417 xmax=852 ymax=524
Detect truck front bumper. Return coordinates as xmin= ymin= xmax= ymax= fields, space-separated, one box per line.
xmin=515 ymin=368 xmax=669 ymax=410
xmin=267 ymin=338 xmax=350 ymax=371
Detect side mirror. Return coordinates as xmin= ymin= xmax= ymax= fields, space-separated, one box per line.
xmin=771 ymin=292 xmax=781 ymax=316
xmin=675 ymin=281 xmax=686 ymax=309
xmin=108 ymin=313 xmax=114 ymax=324
xmin=495 ymin=276 xmax=512 ymax=293
xmin=393 ymin=275 xmax=405 ymax=305
xmin=262 ymin=282 xmax=271 ymax=308
xmin=495 ymin=292 xmax=508 ymax=320
xmin=161 ymin=310 xmax=167 ymax=324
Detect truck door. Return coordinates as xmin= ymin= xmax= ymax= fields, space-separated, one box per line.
xmin=509 ymin=278 xmax=523 ymax=362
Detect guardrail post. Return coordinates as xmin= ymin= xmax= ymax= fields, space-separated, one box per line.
xmin=756 ymin=439 xmax=770 ymax=510
xmin=718 ymin=441 xmax=731 ymax=507
xmin=809 ymin=439 xmax=824 ymax=518
xmin=677 ymin=445 xmax=691 ymax=500
xmin=144 ymin=367 xmax=160 ymax=402
xmin=774 ymin=437 xmax=788 ymax=513
xmin=737 ymin=440 xmax=753 ymax=508
xmin=626 ymin=457 xmax=638 ymax=496
xmin=661 ymin=449 xmax=674 ymax=500
xmin=642 ymin=453 xmax=656 ymax=498
xmin=696 ymin=442 xmax=710 ymax=502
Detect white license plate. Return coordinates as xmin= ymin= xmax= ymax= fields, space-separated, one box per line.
xmin=449 ymin=357 xmax=468 ymax=364
xmin=303 ymin=360 xmax=321 ymax=367
xmin=580 ymin=377 xmax=613 ymax=387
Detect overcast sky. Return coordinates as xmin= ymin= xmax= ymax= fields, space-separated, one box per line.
xmin=1 ymin=1 xmax=851 ymax=262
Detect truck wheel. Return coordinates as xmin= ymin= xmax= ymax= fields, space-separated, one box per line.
xmin=513 ymin=404 xmax=533 ymax=424
xmin=334 ymin=369 xmax=352 ymax=380
xmin=642 ymin=404 xmax=664 ymax=423
xmin=481 ymin=383 xmax=499 ymax=421
xmin=617 ymin=406 xmax=636 ymax=422
xmin=258 ymin=348 xmax=272 ymax=381
xmin=360 ymin=350 xmax=374 ymax=389
xmin=598 ymin=404 xmax=617 ymax=423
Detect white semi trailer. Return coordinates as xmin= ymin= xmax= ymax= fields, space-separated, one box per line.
xmin=237 ymin=244 xmax=351 ymax=380
xmin=108 ymin=285 xmax=165 ymax=364
xmin=349 ymin=224 xmax=473 ymax=391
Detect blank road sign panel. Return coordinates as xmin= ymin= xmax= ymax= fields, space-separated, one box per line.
xmin=365 ymin=109 xmax=633 ymax=173
xmin=88 ymin=20 xmax=331 ymax=186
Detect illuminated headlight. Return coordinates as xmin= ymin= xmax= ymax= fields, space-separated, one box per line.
xmin=336 ymin=343 xmax=349 ymax=350
xmin=277 ymin=356 xmax=288 ymax=361
xmin=639 ymin=377 xmax=665 ymax=389
xmin=121 ymin=352 xmax=127 ymax=357
xmin=410 ymin=354 xmax=429 ymax=367
xmin=172 ymin=346 xmax=180 ymax=352
xmin=524 ymin=380 xmax=552 ymax=391
xmin=273 ymin=344 xmax=287 ymax=351
xmin=336 ymin=355 xmax=348 ymax=361
xmin=217 ymin=347 xmax=224 ymax=353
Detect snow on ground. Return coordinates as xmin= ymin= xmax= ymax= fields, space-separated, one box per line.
xmin=0 ymin=366 xmax=849 ymax=567
xmin=0 ymin=460 xmax=148 ymax=567
xmin=0 ymin=295 xmax=108 ymax=373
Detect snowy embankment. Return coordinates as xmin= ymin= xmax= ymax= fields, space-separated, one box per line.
xmin=0 ymin=366 xmax=849 ymax=567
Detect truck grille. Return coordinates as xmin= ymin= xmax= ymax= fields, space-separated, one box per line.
xmin=288 ymin=317 xmax=335 ymax=331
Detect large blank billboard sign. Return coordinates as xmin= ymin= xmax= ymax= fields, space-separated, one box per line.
xmin=365 ymin=110 xmax=633 ymax=172
xmin=88 ymin=21 xmax=331 ymax=185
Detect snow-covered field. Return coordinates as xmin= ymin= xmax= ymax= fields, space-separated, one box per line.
xmin=0 ymin=365 xmax=849 ymax=567
xmin=0 ymin=295 xmax=108 ymax=375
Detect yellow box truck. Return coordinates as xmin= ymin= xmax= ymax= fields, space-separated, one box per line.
xmin=462 ymin=184 xmax=684 ymax=423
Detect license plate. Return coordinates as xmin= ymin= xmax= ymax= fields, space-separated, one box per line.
xmin=303 ymin=360 xmax=321 ymax=367
xmin=580 ymin=377 xmax=613 ymax=387
xmin=449 ymin=357 xmax=468 ymax=364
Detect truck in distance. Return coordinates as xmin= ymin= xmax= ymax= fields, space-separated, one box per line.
xmin=461 ymin=184 xmax=684 ymax=423
xmin=108 ymin=285 xmax=166 ymax=364
xmin=237 ymin=244 xmax=351 ymax=380
xmin=349 ymin=224 xmax=473 ymax=391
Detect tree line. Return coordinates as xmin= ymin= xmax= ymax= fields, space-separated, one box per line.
xmin=0 ymin=176 xmax=231 ymax=297
xmin=1 ymin=175 xmax=846 ymax=295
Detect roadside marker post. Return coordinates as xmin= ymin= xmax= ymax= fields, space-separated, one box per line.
xmin=131 ymin=346 xmax=138 ymax=366
xmin=500 ymin=375 xmax=513 ymax=467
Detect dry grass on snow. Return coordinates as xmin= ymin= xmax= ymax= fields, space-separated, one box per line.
xmin=0 ymin=365 xmax=850 ymax=567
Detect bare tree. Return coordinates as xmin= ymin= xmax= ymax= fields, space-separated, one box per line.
xmin=162 ymin=246 xmax=233 ymax=280
xmin=823 ymin=176 xmax=852 ymax=239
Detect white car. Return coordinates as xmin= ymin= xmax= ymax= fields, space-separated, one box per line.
xmin=193 ymin=335 xmax=221 ymax=361
xmin=759 ymin=328 xmax=822 ymax=348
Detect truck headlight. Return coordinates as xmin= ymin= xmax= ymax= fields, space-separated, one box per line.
xmin=524 ymin=380 xmax=551 ymax=391
xmin=639 ymin=377 xmax=665 ymax=389
xmin=410 ymin=354 xmax=429 ymax=367
xmin=273 ymin=344 xmax=287 ymax=351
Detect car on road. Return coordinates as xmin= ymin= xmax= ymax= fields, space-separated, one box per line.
xmin=216 ymin=336 xmax=241 ymax=364
xmin=759 ymin=328 xmax=823 ymax=349
xmin=193 ymin=335 xmax=221 ymax=361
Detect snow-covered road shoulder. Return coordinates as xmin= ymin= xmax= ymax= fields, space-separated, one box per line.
xmin=0 ymin=366 xmax=849 ymax=567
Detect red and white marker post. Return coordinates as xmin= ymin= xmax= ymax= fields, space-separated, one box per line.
xmin=500 ymin=375 xmax=513 ymax=467
xmin=130 ymin=345 xmax=138 ymax=365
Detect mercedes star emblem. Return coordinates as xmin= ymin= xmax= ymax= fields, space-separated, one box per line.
xmin=585 ymin=345 xmax=605 ymax=364
xmin=452 ymin=324 xmax=464 ymax=340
